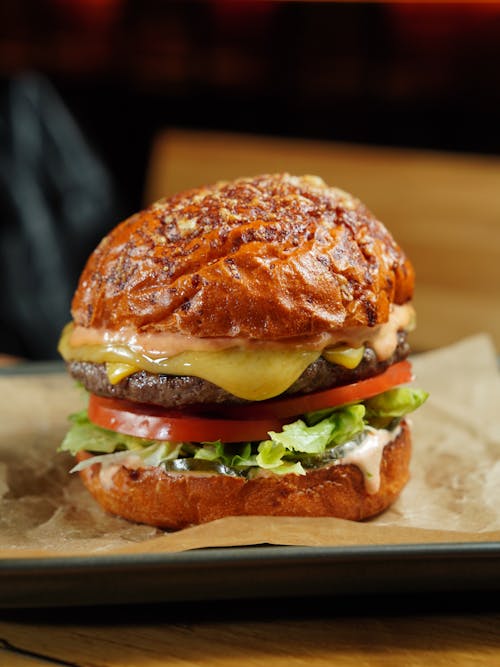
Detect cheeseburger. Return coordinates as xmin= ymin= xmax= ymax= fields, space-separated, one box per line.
xmin=59 ymin=173 xmax=427 ymax=530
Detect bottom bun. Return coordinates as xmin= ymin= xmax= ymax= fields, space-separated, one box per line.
xmin=76 ymin=421 xmax=411 ymax=530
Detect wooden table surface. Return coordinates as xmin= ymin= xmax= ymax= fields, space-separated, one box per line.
xmin=2 ymin=593 xmax=500 ymax=666
xmin=1 ymin=131 xmax=499 ymax=665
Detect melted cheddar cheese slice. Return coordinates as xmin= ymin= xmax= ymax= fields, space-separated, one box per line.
xmin=59 ymin=303 xmax=414 ymax=401
xmin=59 ymin=326 xmax=320 ymax=400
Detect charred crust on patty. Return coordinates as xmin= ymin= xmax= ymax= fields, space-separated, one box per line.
xmin=67 ymin=332 xmax=410 ymax=410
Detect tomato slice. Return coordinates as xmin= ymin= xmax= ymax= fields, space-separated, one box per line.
xmin=222 ymin=360 xmax=413 ymax=420
xmin=88 ymin=360 xmax=412 ymax=442
xmin=88 ymin=394 xmax=286 ymax=443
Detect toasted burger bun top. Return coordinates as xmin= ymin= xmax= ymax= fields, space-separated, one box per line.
xmin=71 ymin=174 xmax=414 ymax=339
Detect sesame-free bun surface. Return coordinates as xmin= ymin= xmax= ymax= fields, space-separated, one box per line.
xmin=75 ymin=422 xmax=411 ymax=530
xmin=72 ymin=174 xmax=414 ymax=339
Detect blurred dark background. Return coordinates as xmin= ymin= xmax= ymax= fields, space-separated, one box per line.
xmin=1 ymin=0 xmax=500 ymax=360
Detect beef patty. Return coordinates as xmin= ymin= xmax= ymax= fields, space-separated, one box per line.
xmin=68 ymin=332 xmax=410 ymax=410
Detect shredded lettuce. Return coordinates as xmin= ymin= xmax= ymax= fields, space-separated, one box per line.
xmin=365 ymin=387 xmax=429 ymax=417
xmin=256 ymin=440 xmax=305 ymax=475
xmin=270 ymin=404 xmax=366 ymax=454
xmin=60 ymin=386 xmax=427 ymax=477
xmin=365 ymin=387 xmax=429 ymax=428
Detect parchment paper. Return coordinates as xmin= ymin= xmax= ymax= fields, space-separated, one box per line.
xmin=1 ymin=333 xmax=499 ymax=558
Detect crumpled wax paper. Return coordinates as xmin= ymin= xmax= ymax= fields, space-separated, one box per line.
xmin=0 ymin=333 xmax=499 ymax=557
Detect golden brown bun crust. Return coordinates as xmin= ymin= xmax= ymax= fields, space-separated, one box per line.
xmin=75 ymin=422 xmax=411 ymax=530
xmin=71 ymin=174 xmax=414 ymax=339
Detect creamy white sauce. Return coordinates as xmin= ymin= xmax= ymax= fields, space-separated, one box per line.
xmin=335 ymin=426 xmax=400 ymax=494
xmin=98 ymin=454 xmax=143 ymax=490
xmin=369 ymin=306 xmax=414 ymax=360
xmin=96 ymin=456 xmax=222 ymax=488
